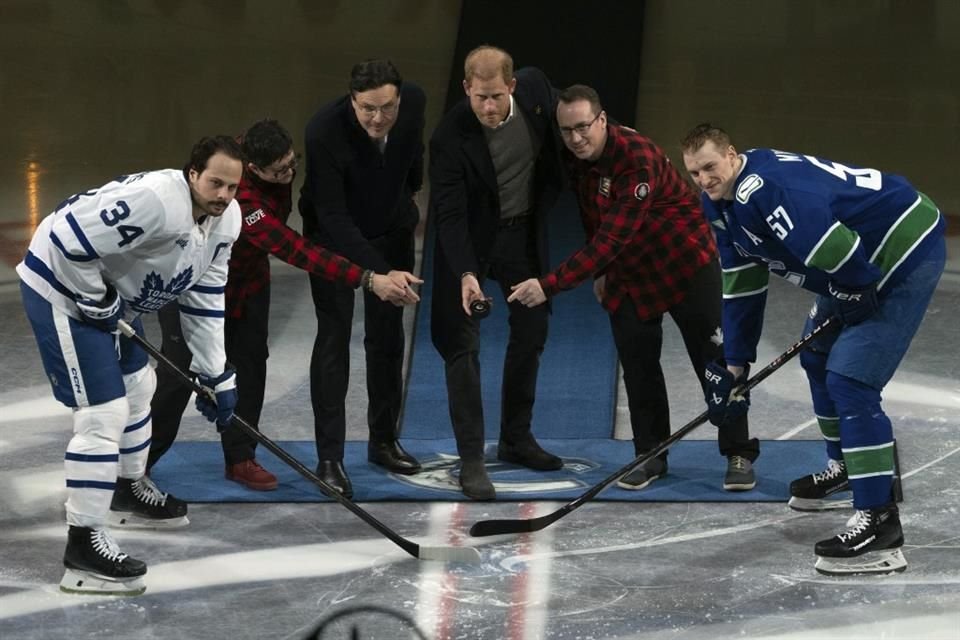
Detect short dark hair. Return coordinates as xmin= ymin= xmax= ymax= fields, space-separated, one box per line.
xmin=680 ymin=122 xmax=734 ymax=155
xmin=184 ymin=135 xmax=243 ymax=174
xmin=349 ymin=59 xmax=402 ymax=95
xmin=558 ymin=84 xmax=603 ymax=115
xmin=242 ymin=119 xmax=293 ymax=168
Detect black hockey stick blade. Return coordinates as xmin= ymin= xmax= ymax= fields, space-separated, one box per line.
xmin=470 ymin=317 xmax=836 ymax=538
xmin=118 ymin=321 xmax=480 ymax=564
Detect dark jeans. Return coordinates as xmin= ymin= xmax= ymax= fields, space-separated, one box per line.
xmin=431 ymin=221 xmax=549 ymax=461
xmin=608 ymin=260 xmax=759 ymax=461
xmin=309 ymin=226 xmax=414 ymax=461
xmin=147 ymin=286 xmax=270 ymax=470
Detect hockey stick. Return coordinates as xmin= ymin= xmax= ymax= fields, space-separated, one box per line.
xmin=118 ymin=320 xmax=479 ymax=563
xmin=469 ymin=317 xmax=836 ymax=538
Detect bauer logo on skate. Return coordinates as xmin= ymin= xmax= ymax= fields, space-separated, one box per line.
xmin=394 ymin=450 xmax=593 ymax=494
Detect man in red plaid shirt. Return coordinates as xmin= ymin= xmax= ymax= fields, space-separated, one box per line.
xmin=146 ymin=120 xmax=418 ymax=493
xmin=509 ymin=85 xmax=759 ymax=491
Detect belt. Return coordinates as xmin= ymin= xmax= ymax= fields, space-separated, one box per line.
xmin=498 ymin=214 xmax=534 ymax=229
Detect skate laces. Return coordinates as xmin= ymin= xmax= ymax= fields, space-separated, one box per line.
xmin=132 ymin=475 xmax=168 ymax=506
xmin=814 ymin=459 xmax=845 ymax=485
xmin=91 ymin=529 xmax=129 ymax=562
xmin=837 ymin=510 xmax=872 ymax=543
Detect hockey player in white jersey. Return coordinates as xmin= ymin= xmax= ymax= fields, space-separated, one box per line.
xmin=17 ymin=135 xmax=245 ymax=595
xmin=681 ymin=124 xmax=945 ymax=576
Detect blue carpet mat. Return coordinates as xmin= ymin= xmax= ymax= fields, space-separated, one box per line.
xmin=400 ymin=193 xmax=618 ymax=441
xmin=149 ymin=439 xmax=831 ymax=503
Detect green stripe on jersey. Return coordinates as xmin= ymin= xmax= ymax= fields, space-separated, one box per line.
xmin=817 ymin=416 xmax=840 ymax=440
xmin=872 ymin=193 xmax=941 ymax=286
xmin=805 ymin=222 xmax=859 ymax=273
xmin=722 ymin=263 xmax=769 ymax=298
xmin=843 ymin=443 xmax=894 ymax=478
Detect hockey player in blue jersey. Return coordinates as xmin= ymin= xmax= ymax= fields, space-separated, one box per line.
xmin=681 ymin=123 xmax=945 ymax=576
xmin=18 ymin=135 xmax=245 ymax=595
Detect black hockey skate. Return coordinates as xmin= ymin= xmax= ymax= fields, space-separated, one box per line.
xmin=814 ymin=503 xmax=907 ymax=576
xmin=788 ymin=458 xmax=852 ymax=511
xmin=109 ymin=476 xmax=189 ymax=529
xmin=60 ymin=525 xmax=147 ymax=595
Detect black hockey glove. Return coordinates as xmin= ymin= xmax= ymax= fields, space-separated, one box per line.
xmin=828 ymin=280 xmax=879 ymax=326
xmin=75 ymin=284 xmax=124 ymax=334
xmin=196 ymin=368 xmax=238 ymax=433
xmin=704 ymin=360 xmax=750 ymax=427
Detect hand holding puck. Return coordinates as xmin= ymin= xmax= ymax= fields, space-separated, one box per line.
xmin=470 ymin=298 xmax=492 ymax=319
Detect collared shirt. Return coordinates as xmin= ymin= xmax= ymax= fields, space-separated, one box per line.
xmin=540 ymin=123 xmax=716 ymax=319
xmin=226 ymin=171 xmax=364 ymax=318
xmin=493 ymin=94 xmax=517 ymax=129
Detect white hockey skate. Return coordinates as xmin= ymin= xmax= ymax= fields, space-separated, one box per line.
xmin=814 ymin=505 xmax=907 ymax=576
xmin=60 ymin=526 xmax=147 ymax=596
xmin=108 ymin=475 xmax=189 ymax=529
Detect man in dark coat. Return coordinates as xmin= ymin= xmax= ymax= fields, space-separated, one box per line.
xmin=428 ymin=45 xmax=565 ymax=500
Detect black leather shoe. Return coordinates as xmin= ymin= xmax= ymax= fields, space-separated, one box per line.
xmin=459 ymin=459 xmax=495 ymax=501
xmin=368 ymin=440 xmax=421 ymax=475
xmin=316 ymin=460 xmax=353 ymax=499
xmin=497 ymin=438 xmax=563 ymax=471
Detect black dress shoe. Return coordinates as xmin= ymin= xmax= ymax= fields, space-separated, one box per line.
xmin=368 ymin=440 xmax=421 ymax=475
xmin=459 ymin=459 xmax=495 ymax=501
xmin=316 ymin=460 xmax=353 ymax=499
xmin=497 ymin=438 xmax=563 ymax=471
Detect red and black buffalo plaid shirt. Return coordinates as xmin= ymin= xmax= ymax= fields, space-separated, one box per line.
xmin=225 ymin=172 xmax=364 ymax=318
xmin=540 ymin=124 xmax=716 ymax=320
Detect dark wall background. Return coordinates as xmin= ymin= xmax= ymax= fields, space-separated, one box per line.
xmin=0 ymin=0 xmax=955 ymax=238
xmin=444 ymin=0 xmax=644 ymax=124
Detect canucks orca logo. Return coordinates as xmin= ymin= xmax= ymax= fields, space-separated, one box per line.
xmin=129 ymin=267 xmax=194 ymax=313
xmin=392 ymin=446 xmax=597 ymax=495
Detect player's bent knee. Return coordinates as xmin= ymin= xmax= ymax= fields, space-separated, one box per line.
xmin=73 ymin=397 xmax=130 ymax=444
xmin=123 ymin=365 xmax=156 ymax=418
xmin=826 ymin=371 xmax=881 ymax=414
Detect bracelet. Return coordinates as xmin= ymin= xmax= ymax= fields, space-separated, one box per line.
xmin=361 ymin=270 xmax=375 ymax=292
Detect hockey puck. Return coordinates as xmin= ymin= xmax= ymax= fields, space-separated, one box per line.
xmin=470 ymin=298 xmax=491 ymax=319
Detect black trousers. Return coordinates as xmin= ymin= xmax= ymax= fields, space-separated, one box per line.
xmin=608 ymin=259 xmax=759 ymax=461
xmin=147 ymin=285 xmax=271 ymax=470
xmin=431 ymin=221 xmax=549 ymax=461
xmin=309 ymin=226 xmax=414 ymax=461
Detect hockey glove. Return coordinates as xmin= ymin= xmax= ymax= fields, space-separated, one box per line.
xmin=704 ymin=360 xmax=750 ymax=427
xmin=196 ymin=369 xmax=238 ymax=433
xmin=75 ymin=284 xmax=124 ymax=334
xmin=828 ymin=280 xmax=879 ymax=326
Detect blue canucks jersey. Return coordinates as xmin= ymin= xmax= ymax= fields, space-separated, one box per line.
xmin=701 ymin=148 xmax=944 ymax=365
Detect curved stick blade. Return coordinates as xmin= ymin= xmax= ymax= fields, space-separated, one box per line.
xmin=418 ymin=545 xmax=481 ymax=563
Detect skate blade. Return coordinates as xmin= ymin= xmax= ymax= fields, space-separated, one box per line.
xmin=60 ymin=569 xmax=146 ymax=596
xmin=788 ymin=496 xmax=853 ymax=512
xmin=107 ymin=512 xmax=190 ymax=530
xmin=814 ymin=548 xmax=907 ymax=576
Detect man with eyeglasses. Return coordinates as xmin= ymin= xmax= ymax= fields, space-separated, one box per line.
xmin=148 ymin=120 xmax=417 ymax=493
xmin=509 ymin=85 xmax=760 ymax=492
xmin=299 ymin=59 xmax=425 ymax=497
xmin=429 ymin=45 xmax=565 ymax=500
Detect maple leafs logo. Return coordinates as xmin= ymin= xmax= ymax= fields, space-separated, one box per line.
xmin=130 ymin=267 xmax=194 ymax=313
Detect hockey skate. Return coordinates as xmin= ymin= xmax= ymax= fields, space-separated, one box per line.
xmin=788 ymin=458 xmax=852 ymax=511
xmin=60 ymin=525 xmax=147 ymax=596
xmin=814 ymin=503 xmax=907 ymax=576
xmin=109 ymin=475 xmax=189 ymax=529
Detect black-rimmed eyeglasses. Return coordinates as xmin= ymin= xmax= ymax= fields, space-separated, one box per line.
xmin=559 ymin=112 xmax=602 ymax=138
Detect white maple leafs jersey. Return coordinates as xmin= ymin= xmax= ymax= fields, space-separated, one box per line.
xmin=17 ymin=169 xmax=241 ymax=377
